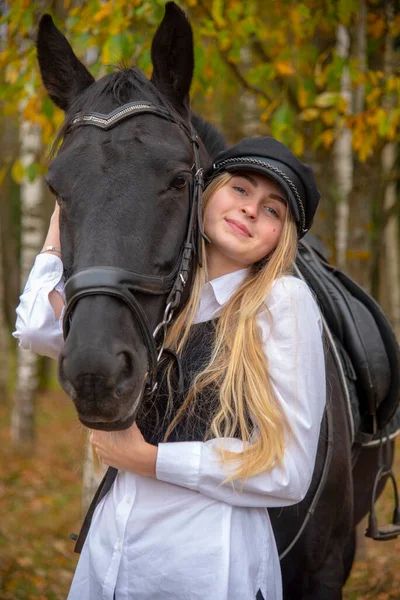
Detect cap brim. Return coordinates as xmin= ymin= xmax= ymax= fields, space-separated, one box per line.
xmin=219 ymin=160 xmax=301 ymax=222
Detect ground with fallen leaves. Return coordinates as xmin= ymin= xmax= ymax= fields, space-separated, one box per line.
xmin=0 ymin=390 xmax=399 ymax=599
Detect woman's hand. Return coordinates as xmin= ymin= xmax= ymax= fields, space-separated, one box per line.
xmin=90 ymin=422 xmax=158 ymax=477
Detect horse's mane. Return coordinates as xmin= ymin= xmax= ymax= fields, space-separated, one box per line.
xmin=50 ymin=67 xmax=226 ymax=159
xmin=191 ymin=112 xmax=226 ymax=159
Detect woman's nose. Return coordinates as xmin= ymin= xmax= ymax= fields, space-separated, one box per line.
xmin=240 ymin=204 xmax=257 ymax=219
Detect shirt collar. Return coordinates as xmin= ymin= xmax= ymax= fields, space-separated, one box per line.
xmin=207 ymin=268 xmax=249 ymax=306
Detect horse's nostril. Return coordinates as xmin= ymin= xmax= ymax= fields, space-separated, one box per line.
xmin=113 ymin=349 xmax=136 ymax=399
xmin=118 ymin=350 xmax=134 ymax=376
xmin=58 ymin=355 xmax=78 ymax=400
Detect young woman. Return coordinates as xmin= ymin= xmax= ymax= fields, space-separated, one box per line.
xmin=14 ymin=137 xmax=326 ymax=600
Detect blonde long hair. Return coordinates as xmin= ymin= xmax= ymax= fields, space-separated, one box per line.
xmin=164 ymin=172 xmax=298 ymax=482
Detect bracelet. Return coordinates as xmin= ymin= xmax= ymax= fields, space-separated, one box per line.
xmin=40 ymin=246 xmax=62 ymax=255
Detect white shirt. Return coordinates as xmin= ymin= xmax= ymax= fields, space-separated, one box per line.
xmin=14 ymin=255 xmax=326 ymax=600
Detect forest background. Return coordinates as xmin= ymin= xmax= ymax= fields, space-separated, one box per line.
xmin=0 ymin=0 xmax=399 ymax=598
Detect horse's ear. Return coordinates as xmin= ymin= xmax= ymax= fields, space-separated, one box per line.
xmin=150 ymin=2 xmax=194 ymax=117
xmin=36 ymin=14 xmax=95 ymax=111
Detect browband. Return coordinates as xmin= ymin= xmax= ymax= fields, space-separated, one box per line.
xmin=70 ymin=101 xmax=191 ymax=137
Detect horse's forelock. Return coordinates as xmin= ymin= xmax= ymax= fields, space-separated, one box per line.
xmin=50 ymin=67 xmax=184 ymax=158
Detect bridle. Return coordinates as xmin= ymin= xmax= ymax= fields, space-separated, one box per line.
xmin=62 ymin=101 xmax=209 ymax=396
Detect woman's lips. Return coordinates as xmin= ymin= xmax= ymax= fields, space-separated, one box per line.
xmin=225 ymin=218 xmax=251 ymax=237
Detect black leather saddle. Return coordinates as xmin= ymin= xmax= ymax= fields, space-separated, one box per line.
xmin=295 ymin=235 xmax=400 ymax=436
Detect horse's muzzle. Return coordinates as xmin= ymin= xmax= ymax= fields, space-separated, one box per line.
xmin=58 ymin=345 xmax=147 ymax=429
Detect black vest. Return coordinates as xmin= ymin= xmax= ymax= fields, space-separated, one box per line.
xmin=137 ymin=319 xmax=223 ymax=445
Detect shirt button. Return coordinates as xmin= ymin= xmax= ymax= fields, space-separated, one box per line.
xmin=126 ymin=496 xmax=131 ymax=504
xmin=116 ymin=541 xmax=122 ymax=552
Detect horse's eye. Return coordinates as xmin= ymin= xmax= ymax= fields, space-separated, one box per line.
xmin=47 ymin=183 xmax=61 ymax=198
xmin=171 ymin=175 xmax=188 ymax=190
xmin=48 ymin=184 xmax=58 ymax=197
xmin=47 ymin=182 xmax=64 ymax=204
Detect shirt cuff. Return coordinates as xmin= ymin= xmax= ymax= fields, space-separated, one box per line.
xmin=27 ymin=253 xmax=64 ymax=291
xmin=156 ymin=441 xmax=201 ymax=491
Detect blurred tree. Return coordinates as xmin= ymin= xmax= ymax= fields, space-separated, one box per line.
xmin=0 ymin=223 xmax=8 ymax=403
xmin=333 ymin=23 xmax=352 ymax=270
xmin=11 ymin=117 xmax=44 ymax=446
xmin=1 ymin=0 xmax=46 ymax=445
xmin=381 ymin=0 xmax=400 ymax=338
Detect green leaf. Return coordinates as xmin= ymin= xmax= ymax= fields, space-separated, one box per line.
xmin=11 ymin=159 xmax=25 ymax=184
xmin=102 ymin=33 xmax=132 ymax=64
xmin=211 ymin=0 xmax=226 ymax=28
xmin=73 ymin=33 xmax=91 ymax=56
xmin=327 ymin=55 xmax=345 ymax=87
xmin=26 ymin=162 xmax=40 ymax=183
xmin=337 ymin=0 xmax=358 ymax=26
xmin=42 ymin=97 xmax=54 ymax=121
xmin=377 ymin=112 xmax=389 ymax=137
xmin=271 ymin=104 xmax=294 ymax=144
xmin=273 ymin=104 xmax=294 ymax=127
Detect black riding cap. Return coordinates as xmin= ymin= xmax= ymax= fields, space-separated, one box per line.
xmin=206 ymin=137 xmax=321 ymax=238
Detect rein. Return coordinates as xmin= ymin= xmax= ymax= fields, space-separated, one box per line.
xmin=63 ymin=101 xmax=209 ymax=396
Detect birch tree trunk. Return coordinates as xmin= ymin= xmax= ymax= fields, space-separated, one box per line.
xmin=0 ymin=224 xmax=8 ymax=404
xmin=11 ymin=118 xmax=44 ymax=446
xmin=0 ymin=0 xmax=12 ymax=402
xmin=381 ymin=0 xmax=400 ymax=338
xmin=353 ymin=0 xmax=366 ymax=115
xmin=333 ymin=25 xmax=353 ymax=270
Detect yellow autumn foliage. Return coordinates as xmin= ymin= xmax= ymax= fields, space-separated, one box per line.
xmin=94 ymin=2 xmax=113 ymax=23
xmin=0 ymin=0 xmax=399 ymax=175
xmin=299 ymin=108 xmax=319 ymax=122
xmin=275 ymin=61 xmax=295 ymax=77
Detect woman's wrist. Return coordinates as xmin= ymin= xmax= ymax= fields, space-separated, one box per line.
xmin=140 ymin=443 xmax=158 ymax=478
xmin=40 ymin=245 xmax=62 ymax=256
xmin=41 ymin=204 xmax=61 ymax=255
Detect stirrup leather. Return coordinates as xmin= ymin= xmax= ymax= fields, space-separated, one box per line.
xmin=365 ymin=466 xmax=400 ymax=541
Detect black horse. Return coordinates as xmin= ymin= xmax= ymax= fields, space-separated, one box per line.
xmin=36 ymin=3 xmax=394 ymax=598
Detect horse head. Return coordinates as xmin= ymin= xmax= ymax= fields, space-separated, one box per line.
xmin=36 ymin=3 xmax=222 ymax=430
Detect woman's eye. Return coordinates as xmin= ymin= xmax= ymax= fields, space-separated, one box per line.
xmin=171 ymin=175 xmax=188 ymax=190
xmin=264 ymin=206 xmax=279 ymax=217
xmin=233 ymin=185 xmax=246 ymax=195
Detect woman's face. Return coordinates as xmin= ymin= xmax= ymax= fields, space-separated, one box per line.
xmin=204 ymin=172 xmax=288 ymax=275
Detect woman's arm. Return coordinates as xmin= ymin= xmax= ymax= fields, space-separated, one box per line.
xmin=13 ymin=203 xmax=65 ymax=359
xmin=156 ymin=279 xmax=326 ymax=508
xmin=42 ymin=204 xmax=64 ymax=319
